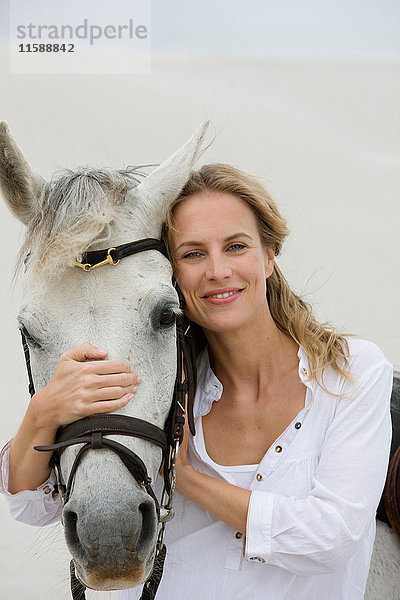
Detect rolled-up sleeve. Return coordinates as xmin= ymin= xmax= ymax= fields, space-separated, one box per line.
xmin=0 ymin=440 xmax=62 ymax=526
xmin=245 ymin=349 xmax=393 ymax=574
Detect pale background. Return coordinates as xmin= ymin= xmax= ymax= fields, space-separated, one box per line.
xmin=0 ymin=1 xmax=399 ymax=598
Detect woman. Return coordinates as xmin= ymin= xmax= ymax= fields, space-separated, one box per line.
xmin=1 ymin=164 xmax=393 ymax=599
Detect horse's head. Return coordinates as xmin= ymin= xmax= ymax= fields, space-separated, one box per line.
xmin=0 ymin=121 xmax=208 ymax=590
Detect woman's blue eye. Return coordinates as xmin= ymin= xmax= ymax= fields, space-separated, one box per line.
xmin=183 ymin=251 xmax=202 ymax=259
xmin=229 ymin=244 xmax=246 ymax=252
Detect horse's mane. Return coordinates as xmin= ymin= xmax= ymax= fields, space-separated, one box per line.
xmin=17 ymin=166 xmax=148 ymax=278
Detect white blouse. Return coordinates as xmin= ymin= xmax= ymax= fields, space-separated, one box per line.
xmin=0 ymin=337 xmax=393 ymax=600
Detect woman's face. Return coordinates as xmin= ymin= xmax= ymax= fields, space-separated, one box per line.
xmin=170 ymin=190 xmax=274 ymax=334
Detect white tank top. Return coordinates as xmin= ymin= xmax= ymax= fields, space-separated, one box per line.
xmin=195 ymin=415 xmax=258 ymax=489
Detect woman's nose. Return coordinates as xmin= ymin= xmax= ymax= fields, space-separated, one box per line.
xmin=205 ymin=255 xmax=232 ymax=280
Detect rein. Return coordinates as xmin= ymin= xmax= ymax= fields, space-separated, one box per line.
xmin=21 ymin=237 xmax=197 ymax=600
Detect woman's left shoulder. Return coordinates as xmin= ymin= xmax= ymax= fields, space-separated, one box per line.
xmin=331 ymin=337 xmax=393 ymax=402
xmin=344 ymin=336 xmax=393 ymax=373
xmin=317 ymin=337 xmax=393 ymax=400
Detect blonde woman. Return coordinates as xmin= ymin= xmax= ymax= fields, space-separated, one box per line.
xmin=141 ymin=164 xmax=393 ymax=599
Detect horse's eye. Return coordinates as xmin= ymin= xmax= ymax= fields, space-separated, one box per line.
xmin=151 ymin=301 xmax=180 ymax=331
xmin=159 ymin=308 xmax=177 ymax=329
xmin=19 ymin=325 xmax=42 ymax=349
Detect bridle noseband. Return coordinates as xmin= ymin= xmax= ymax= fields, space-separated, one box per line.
xmin=21 ymin=238 xmax=197 ymax=600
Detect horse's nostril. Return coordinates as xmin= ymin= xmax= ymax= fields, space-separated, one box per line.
xmin=64 ymin=509 xmax=80 ymax=547
xmin=139 ymin=498 xmax=154 ymax=522
xmin=64 ymin=508 xmax=77 ymax=525
xmin=135 ymin=498 xmax=158 ymax=560
xmin=64 ymin=508 xmax=78 ymax=528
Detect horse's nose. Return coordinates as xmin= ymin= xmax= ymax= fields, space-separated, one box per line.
xmin=63 ymin=491 xmax=158 ymax=567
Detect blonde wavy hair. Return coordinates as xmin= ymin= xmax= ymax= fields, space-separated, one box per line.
xmin=163 ymin=163 xmax=353 ymax=390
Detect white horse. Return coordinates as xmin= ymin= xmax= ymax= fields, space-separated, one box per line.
xmin=0 ymin=122 xmax=399 ymax=598
xmin=0 ymin=120 xmax=208 ymax=592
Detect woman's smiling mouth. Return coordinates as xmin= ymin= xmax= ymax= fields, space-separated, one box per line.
xmin=202 ymin=288 xmax=244 ymax=305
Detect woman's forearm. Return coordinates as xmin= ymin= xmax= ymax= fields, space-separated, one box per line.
xmin=8 ymin=391 xmax=58 ymax=494
xmin=176 ymin=464 xmax=251 ymax=534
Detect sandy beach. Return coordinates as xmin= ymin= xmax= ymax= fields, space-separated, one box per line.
xmin=0 ymin=49 xmax=399 ymax=598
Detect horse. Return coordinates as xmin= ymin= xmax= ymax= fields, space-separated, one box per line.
xmin=0 ymin=120 xmax=208 ymax=594
xmin=0 ymin=121 xmax=399 ymax=599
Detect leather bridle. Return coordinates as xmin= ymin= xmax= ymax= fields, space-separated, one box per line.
xmin=20 ymin=238 xmax=197 ymax=600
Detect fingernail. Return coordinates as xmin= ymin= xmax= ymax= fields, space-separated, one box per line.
xmin=136 ymin=375 xmax=142 ymax=384
xmin=126 ymin=393 xmax=134 ymax=400
xmin=97 ymin=348 xmax=108 ymax=354
xmin=132 ymin=386 xmax=138 ymax=393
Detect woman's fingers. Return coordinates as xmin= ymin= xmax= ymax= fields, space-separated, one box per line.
xmin=59 ymin=342 xmax=138 ymax=377
xmin=89 ymin=372 xmax=142 ymax=389
xmin=60 ymin=344 xmax=138 ymax=377
xmin=87 ymin=393 xmax=134 ymax=414
xmin=60 ymin=342 xmax=108 ymax=362
xmin=85 ymin=360 xmax=135 ymax=375
xmin=69 ymin=368 xmax=142 ymax=404
xmin=89 ymin=385 xmax=138 ymax=402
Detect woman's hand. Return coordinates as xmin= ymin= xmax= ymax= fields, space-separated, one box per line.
xmin=9 ymin=342 xmax=141 ymax=494
xmin=174 ymin=411 xmax=250 ymax=534
xmin=29 ymin=342 xmax=141 ymax=430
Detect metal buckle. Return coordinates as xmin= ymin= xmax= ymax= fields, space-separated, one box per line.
xmin=54 ymin=463 xmax=66 ymax=509
xmin=75 ymin=248 xmax=120 ymax=271
xmin=159 ymin=439 xmax=179 ymax=523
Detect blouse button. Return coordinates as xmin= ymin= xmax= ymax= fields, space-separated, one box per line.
xmin=295 ymin=422 xmax=302 ymax=429
xmin=275 ymin=445 xmax=283 ymax=453
xmin=43 ymin=486 xmax=52 ymax=495
xmin=301 ymin=367 xmax=308 ymax=376
xmin=256 ymin=473 xmax=263 ymax=481
xmin=250 ymin=557 xmax=266 ymax=562
xmin=235 ymin=531 xmax=243 ymax=539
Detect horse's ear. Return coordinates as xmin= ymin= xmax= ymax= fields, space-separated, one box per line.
xmin=0 ymin=122 xmax=45 ymax=224
xmin=130 ymin=121 xmax=210 ymax=233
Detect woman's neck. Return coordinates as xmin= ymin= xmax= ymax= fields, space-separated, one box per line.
xmin=203 ymin=308 xmax=299 ymax=394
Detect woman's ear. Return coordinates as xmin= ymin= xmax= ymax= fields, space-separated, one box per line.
xmin=264 ymin=247 xmax=275 ymax=278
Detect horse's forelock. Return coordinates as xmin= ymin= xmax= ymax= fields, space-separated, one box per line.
xmin=17 ymin=167 xmax=147 ymax=279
